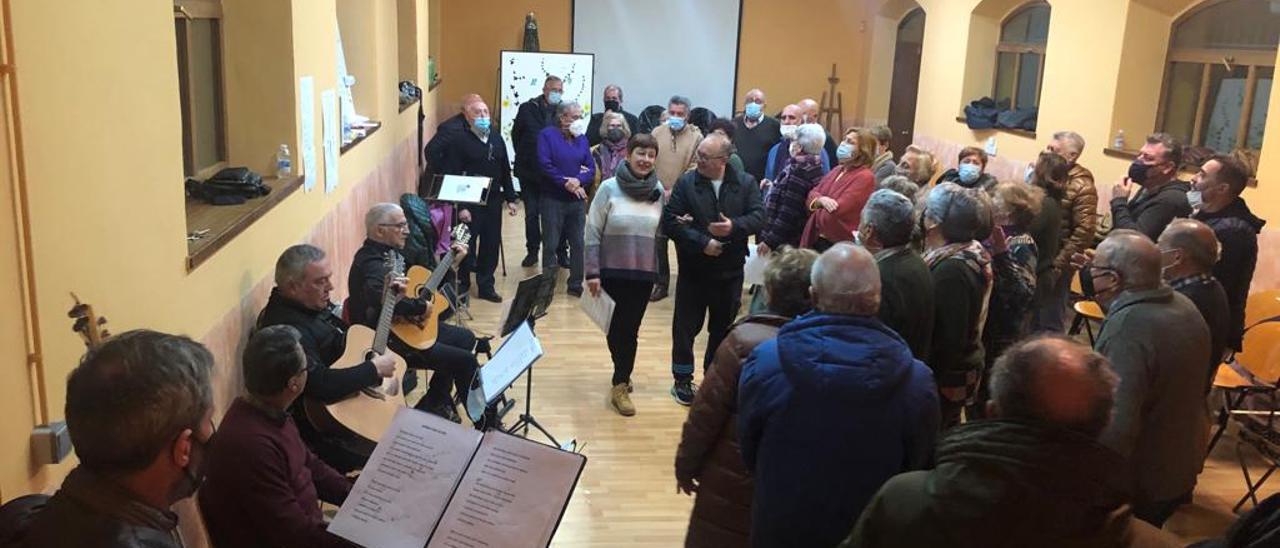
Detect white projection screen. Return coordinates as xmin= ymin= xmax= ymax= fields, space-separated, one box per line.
xmin=573 ymin=0 xmax=742 ymax=118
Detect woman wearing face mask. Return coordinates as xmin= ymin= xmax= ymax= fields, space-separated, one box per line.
xmin=590 ymin=111 xmax=631 ymax=203
xmin=536 ymin=100 xmax=595 ymax=296
xmin=1025 ymin=152 xmax=1069 ymax=324
xmin=939 ymin=147 xmax=997 ymax=191
xmin=896 ymin=145 xmax=938 ymax=188
xmin=757 ymin=124 xmax=827 ymax=256
xmin=970 ymin=181 xmax=1042 ymax=419
xmin=799 ymin=128 xmax=878 ymax=251
xmin=584 ymin=134 xmax=665 ymax=416
xmin=922 ymin=182 xmax=994 ymax=428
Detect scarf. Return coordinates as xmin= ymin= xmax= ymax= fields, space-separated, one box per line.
xmin=599 ymin=138 xmax=627 ymax=178
xmin=614 ymin=160 xmax=661 ymax=202
xmin=872 ymin=150 xmax=894 ymax=170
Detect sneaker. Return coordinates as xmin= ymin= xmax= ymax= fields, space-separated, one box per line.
xmin=649 ymin=285 xmax=669 ymax=302
xmin=477 ymin=289 xmax=503 ymax=303
xmin=521 ymin=253 xmax=538 ymax=267
xmin=610 ymin=383 xmax=636 ymax=416
xmin=671 ymin=380 xmax=696 ymax=406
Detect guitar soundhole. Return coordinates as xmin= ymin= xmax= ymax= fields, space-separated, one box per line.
xmin=364 ymin=350 xmax=376 ymax=362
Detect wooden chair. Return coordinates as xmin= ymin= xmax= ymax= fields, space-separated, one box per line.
xmin=1245 ymin=289 xmax=1280 ymax=330
xmin=1067 ymin=272 xmax=1105 ymax=345
xmin=1205 ymin=323 xmax=1280 ymax=511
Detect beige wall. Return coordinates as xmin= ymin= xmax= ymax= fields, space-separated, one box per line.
xmin=0 ymin=0 xmax=437 ymax=499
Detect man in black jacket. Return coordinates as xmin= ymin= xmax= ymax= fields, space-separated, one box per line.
xmin=424 ymin=93 xmax=480 ymax=172
xmin=663 ymin=134 xmax=765 ymax=405
xmin=1158 ymin=219 xmax=1231 ymax=389
xmin=256 ymin=244 xmax=400 ymax=472
xmin=585 ymin=84 xmax=639 ymax=147
xmin=1110 ymin=132 xmax=1191 ymax=241
xmin=1192 ymin=154 xmax=1266 ymax=351
xmin=348 ymin=204 xmax=487 ymax=423
xmin=436 ymin=97 xmax=520 ymax=302
xmin=512 ymin=75 xmax=568 ymax=268
xmin=859 ymin=189 xmax=934 ymax=361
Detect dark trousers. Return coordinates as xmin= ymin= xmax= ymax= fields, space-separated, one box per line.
xmin=671 ymin=273 xmax=743 ymax=381
xmin=540 ymin=197 xmax=585 ymax=292
xmin=602 ymin=277 xmax=654 ymax=386
xmin=390 ymin=323 xmax=478 ymax=408
xmin=655 ymin=232 xmax=671 ymax=289
xmin=519 ymin=178 xmax=567 ymax=259
xmin=1035 ymin=267 xmax=1073 ymax=333
xmin=458 ymin=205 xmax=501 ymax=293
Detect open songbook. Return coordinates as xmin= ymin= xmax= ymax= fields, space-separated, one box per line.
xmin=328 ymin=407 xmax=587 ymax=548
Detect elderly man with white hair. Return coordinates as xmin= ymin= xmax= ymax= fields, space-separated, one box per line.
xmin=739 ymin=242 xmax=939 ymax=548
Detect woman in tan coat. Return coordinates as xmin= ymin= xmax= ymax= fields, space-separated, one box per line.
xmin=674 ymin=246 xmax=819 ymax=547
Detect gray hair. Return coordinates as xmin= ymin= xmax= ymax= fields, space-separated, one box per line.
xmin=243 ymin=325 xmax=306 ymax=397
xmin=66 ymin=329 xmax=214 ymax=474
xmin=555 ymin=100 xmax=582 ymax=119
xmin=365 ymin=203 xmax=403 ymax=235
xmin=275 ymin=244 xmax=326 ymax=287
xmin=763 ymin=246 xmax=819 ymax=317
xmin=795 ymin=123 xmax=826 ymax=155
xmin=668 ymin=95 xmax=691 ymax=110
xmin=924 ymin=182 xmax=993 ymax=244
xmin=603 ymin=84 xmax=623 ymax=99
xmin=598 ymin=111 xmax=630 ymax=141
xmin=877 ymin=175 xmax=921 ymax=204
xmin=1052 ymin=130 xmax=1085 ymax=156
xmin=989 ymin=335 xmax=1119 ymax=439
xmin=1098 ymin=229 xmax=1162 ymax=289
xmin=860 ymin=189 xmax=916 ymax=248
xmin=810 ymin=242 xmax=881 ymax=315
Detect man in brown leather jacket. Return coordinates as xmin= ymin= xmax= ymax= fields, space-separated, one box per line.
xmin=1037 ymin=130 xmax=1098 ymax=332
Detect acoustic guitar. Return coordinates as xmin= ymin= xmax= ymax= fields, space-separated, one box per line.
xmin=305 ymin=251 xmax=410 ymax=445
xmin=68 ymin=293 xmax=110 ymax=351
xmin=392 ymin=223 xmax=471 ymax=350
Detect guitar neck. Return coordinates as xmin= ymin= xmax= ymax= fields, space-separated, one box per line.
xmin=371 ymin=281 xmax=399 ymax=353
xmin=424 ymin=250 xmax=458 ymax=293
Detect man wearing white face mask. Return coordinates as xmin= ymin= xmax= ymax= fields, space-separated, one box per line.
xmin=536 ymin=100 xmax=595 ymax=296
xmin=732 ymin=88 xmax=781 ymax=182
xmin=649 ymin=95 xmax=704 ymax=301
xmin=1191 ymin=154 xmax=1264 ymax=353
xmin=764 ymin=104 xmax=831 ymax=183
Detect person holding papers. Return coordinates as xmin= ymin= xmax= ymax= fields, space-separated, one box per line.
xmin=199 ymin=326 xmax=357 ymax=548
xmin=585 ymin=133 xmax=665 ymax=417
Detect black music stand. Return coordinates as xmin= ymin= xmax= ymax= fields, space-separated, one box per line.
xmin=490 ymin=269 xmax=573 ymax=449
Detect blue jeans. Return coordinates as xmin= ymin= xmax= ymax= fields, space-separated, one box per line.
xmin=539 ymin=197 xmax=585 ymax=292
xmin=1035 ymin=267 xmax=1074 ymax=333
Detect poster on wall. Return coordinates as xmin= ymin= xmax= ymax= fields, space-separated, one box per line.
xmin=322 ymin=88 xmax=340 ymax=194
xmin=299 ymin=76 xmax=317 ymax=192
xmin=498 ymin=50 xmax=595 ymax=192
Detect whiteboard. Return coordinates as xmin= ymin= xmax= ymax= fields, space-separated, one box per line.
xmin=498 ymin=51 xmax=595 ymax=190
xmin=574 ymin=0 xmax=741 ymax=116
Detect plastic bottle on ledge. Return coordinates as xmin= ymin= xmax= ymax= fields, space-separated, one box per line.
xmin=1113 ymin=129 xmax=1125 ymax=150
xmin=276 ymin=144 xmax=292 ymax=179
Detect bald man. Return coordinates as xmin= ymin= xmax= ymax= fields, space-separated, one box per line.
xmin=763 ymin=104 xmax=831 ymax=182
xmin=732 ymin=88 xmax=781 ymax=181
xmin=424 ymin=94 xmax=484 ymax=171
xmin=1158 ymin=219 xmax=1230 ymax=387
xmin=799 ymin=97 xmax=839 ymax=162
xmin=739 ymin=243 xmax=938 ymax=548
xmin=1088 ymin=230 xmax=1210 ymax=526
xmin=848 ymin=336 xmax=1181 ymax=547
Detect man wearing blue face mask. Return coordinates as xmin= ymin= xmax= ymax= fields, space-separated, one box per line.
xmin=513 ymin=75 xmax=570 ymax=269
xmin=649 ymin=95 xmax=704 ymax=301
xmin=437 ymin=99 xmax=520 ymax=302
xmin=585 ymin=84 xmax=639 ymax=147
xmin=1109 ymin=132 xmax=1191 ymax=241
xmin=732 ymin=88 xmax=781 ymax=182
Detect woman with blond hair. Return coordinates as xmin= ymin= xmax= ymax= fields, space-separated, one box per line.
xmin=800 ymin=128 xmax=879 ymax=251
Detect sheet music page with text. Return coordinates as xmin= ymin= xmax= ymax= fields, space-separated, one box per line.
xmin=328 ymin=408 xmax=483 ymax=548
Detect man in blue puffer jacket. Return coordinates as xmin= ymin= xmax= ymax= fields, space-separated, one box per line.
xmin=739 ymin=242 xmax=940 ymax=548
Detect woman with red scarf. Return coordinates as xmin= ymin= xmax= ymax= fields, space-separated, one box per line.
xmin=800 ymin=128 xmax=878 ymax=251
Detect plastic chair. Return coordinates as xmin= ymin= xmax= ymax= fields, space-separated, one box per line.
xmin=1068 ymin=272 xmax=1105 ymax=345
xmin=1207 ymin=323 xmax=1280 ymax=511
xmin=1209 ymin=323 xmax=1280 ymax=454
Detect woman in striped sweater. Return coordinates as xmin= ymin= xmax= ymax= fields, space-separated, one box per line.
xmin=585 ymin=133 xmax=665 ymax=416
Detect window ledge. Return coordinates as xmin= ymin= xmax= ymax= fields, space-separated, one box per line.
xmin=955 ymin=116 xmax=1037 ymax=139
xmin=185 ymin=175 xmax=304 ymax=271
xmin=340 ymin=121 xmax=382 ymax=155
xmin=399 ymin=96 xmax=421 ymax=113
xmin=1103 ymin=147 xmax=1139 ymax=160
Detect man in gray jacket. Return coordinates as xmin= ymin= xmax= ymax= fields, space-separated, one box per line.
xmin=1086 ymin=229 xmax=1211 ymax=527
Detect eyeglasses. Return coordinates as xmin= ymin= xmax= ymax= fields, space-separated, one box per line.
xmin=696 ymin=154 xmax=728 ymax=162
xmin=379 ymin=222 xmax=409 ymax=230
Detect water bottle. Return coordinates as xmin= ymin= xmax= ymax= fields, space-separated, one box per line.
xmin=1113 ymin=129 xmax=1126 ymax=150
xmin=276 ymin=144 xmax=292 ymax=178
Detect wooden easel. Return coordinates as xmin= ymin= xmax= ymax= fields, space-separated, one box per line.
xmin=818 ymin=64 xmax=843 ymax=133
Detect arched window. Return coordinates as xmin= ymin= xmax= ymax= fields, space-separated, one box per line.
xmin=1158 ymin=0 xmax=1279 ymax=153
xmin=993 ymin=2 xmax=1050 ymax=111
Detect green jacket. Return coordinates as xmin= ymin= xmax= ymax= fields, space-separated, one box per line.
xmin=843 ymin=420 xmax=1180 ymax=548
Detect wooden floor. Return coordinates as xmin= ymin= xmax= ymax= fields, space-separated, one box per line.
xmin=453 ymin=214 xmax=1275 ymax=546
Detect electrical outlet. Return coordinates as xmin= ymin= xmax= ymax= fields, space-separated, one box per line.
xmin=32 ymin=422 xmax=71 ymax=465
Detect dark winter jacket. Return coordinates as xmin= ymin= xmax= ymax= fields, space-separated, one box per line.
xmin=510 ymin=95 xmax=556 ymax=183
xmin=1195 ymin=197 xmax=1266 ymax=350
xmin=663 ymin=165 xmax=765 ymax=281
xmin=22 ymin=467 xmax=182 ymax=548
xmin=876 ymin=247 xmax=934 ymax=362
xmin=938 ymin=167 xmax=997 ymax=191
xmin=1171 ymin=273 xmax=1232 ymax=391
xmin=1110 ymin=180 xmax=1191 ymax=241
xmin=434 ymin=120 xmax=518 ymax=215
xmin=844 ymin=420 xmax=1182 ymax=548
xmin=739 ymin=312 xmax=939 ymax=548
xmin=676 ymin=314 xmax=790 ymax=548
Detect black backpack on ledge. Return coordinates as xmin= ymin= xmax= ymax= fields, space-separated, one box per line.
xmin=185 ymin=167 xmax=270 ymax=206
